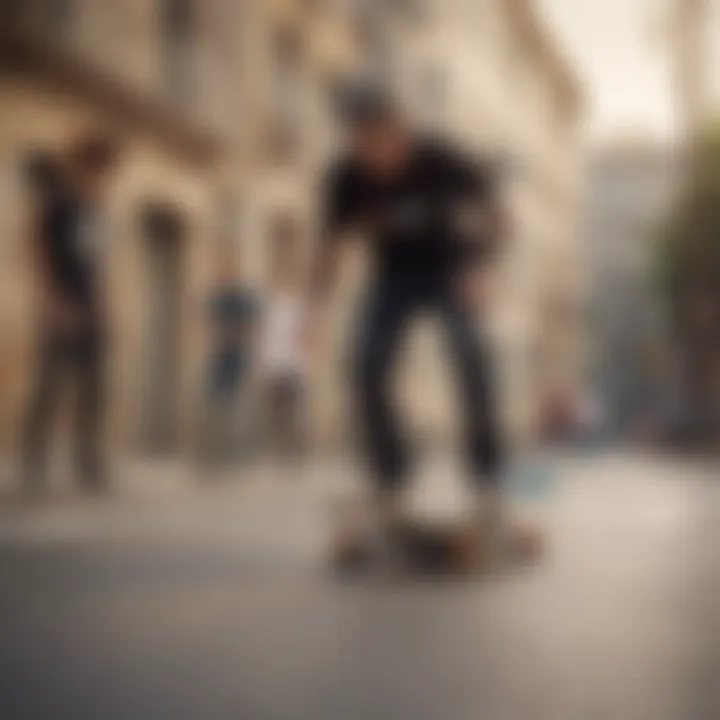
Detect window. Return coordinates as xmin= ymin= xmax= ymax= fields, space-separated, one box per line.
xmin=387 ymin=0 xmax=426 ymax=22
xmin=161 ymin=0 xmax=196 ymax=105
xmin=38 ymin=0 xmax=74 ymax=33
xmin=1 ymin=0 xmax=75 ymax=38
xmin=269 ymin=26 xmax=304 ymax=164
xmin=0 ymin=0 xmax=23 ymax=24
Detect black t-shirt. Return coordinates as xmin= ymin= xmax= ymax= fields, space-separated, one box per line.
xmin=323 ymin=138 xmax=496 ymax=280
xmin=40 ymin=193 xmax=104 ymax=309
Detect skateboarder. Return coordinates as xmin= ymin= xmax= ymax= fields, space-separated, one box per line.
xmin=306 ymin=84 xmax=511 ymax=567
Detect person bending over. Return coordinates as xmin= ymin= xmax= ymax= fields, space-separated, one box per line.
xmin=307 ymin=84 xmax=508 ymax=553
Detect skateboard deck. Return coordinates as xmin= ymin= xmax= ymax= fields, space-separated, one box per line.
xmin=331 ymin=517 xmax=545 ymax=577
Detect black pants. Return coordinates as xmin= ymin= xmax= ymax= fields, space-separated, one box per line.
xmin=22 ymin=330 xmax=105 ymax=485
xmin=352 ymin=275 xmax=503 ymax=491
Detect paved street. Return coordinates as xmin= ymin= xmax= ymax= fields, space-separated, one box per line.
xmin=0 ymin=452 xmax=717 ymax=720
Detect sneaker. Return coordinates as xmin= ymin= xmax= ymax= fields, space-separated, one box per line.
xmin=472 ymin=485 xmax=545 ymax=567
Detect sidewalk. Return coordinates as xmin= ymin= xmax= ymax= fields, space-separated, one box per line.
xmin=0 ymin=450 xmax=715 ymax=548
xmin=0 ymin=450 xmax=716 ymax=720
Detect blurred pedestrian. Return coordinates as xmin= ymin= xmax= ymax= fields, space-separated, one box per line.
xmin=201 ymin=244 xmax=259 ymax=469
xmin=306 ymin=82 xmax=512 ymax=558
xmin=260 ymin=215 xmax=307 ymax=460
xmin=20 ymin=133 xmax=120 ymax=494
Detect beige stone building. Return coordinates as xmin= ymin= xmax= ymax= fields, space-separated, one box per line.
xmin=671 ymin=0 xmax=720 ymax=134
xmin=0 ymin=0 xmax=359 ymax=456
xmin=0 ymin=0 xmax=584 ymax=459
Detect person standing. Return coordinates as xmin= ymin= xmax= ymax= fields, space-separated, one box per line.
xmin=261 ymin=216 xmax=308 ymax=459
xmin=202 ymin=246 xmax=259 ymax=468
xmin=306 ymin=84 xmax=508 ymax=553
xmin=20 ymin=134 xmax=119 ymax=494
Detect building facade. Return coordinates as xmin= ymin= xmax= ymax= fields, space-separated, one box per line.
xmin=672 ymin=0 xmax=720 ymax=134
xmin=0 ymin=0 xmax=584 ymax=458
xmin=0 ymin=0 xmax=359 ymax=455
xmin=587 ymin=141 xmax=679 ymax=439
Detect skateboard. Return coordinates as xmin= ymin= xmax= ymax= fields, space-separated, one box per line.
xmin=331 ymin=517 xmax=545 ymax=577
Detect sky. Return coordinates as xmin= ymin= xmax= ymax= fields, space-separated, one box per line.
xmin=537 ymin=0 xmax=677 ymax=144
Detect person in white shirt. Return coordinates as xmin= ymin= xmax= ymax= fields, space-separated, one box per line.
xmin=260 ymin=216 xmax=307 ymax=458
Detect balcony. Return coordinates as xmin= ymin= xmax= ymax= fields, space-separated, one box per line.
xmin=0 ymin=1 xmax=218 ymax=164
